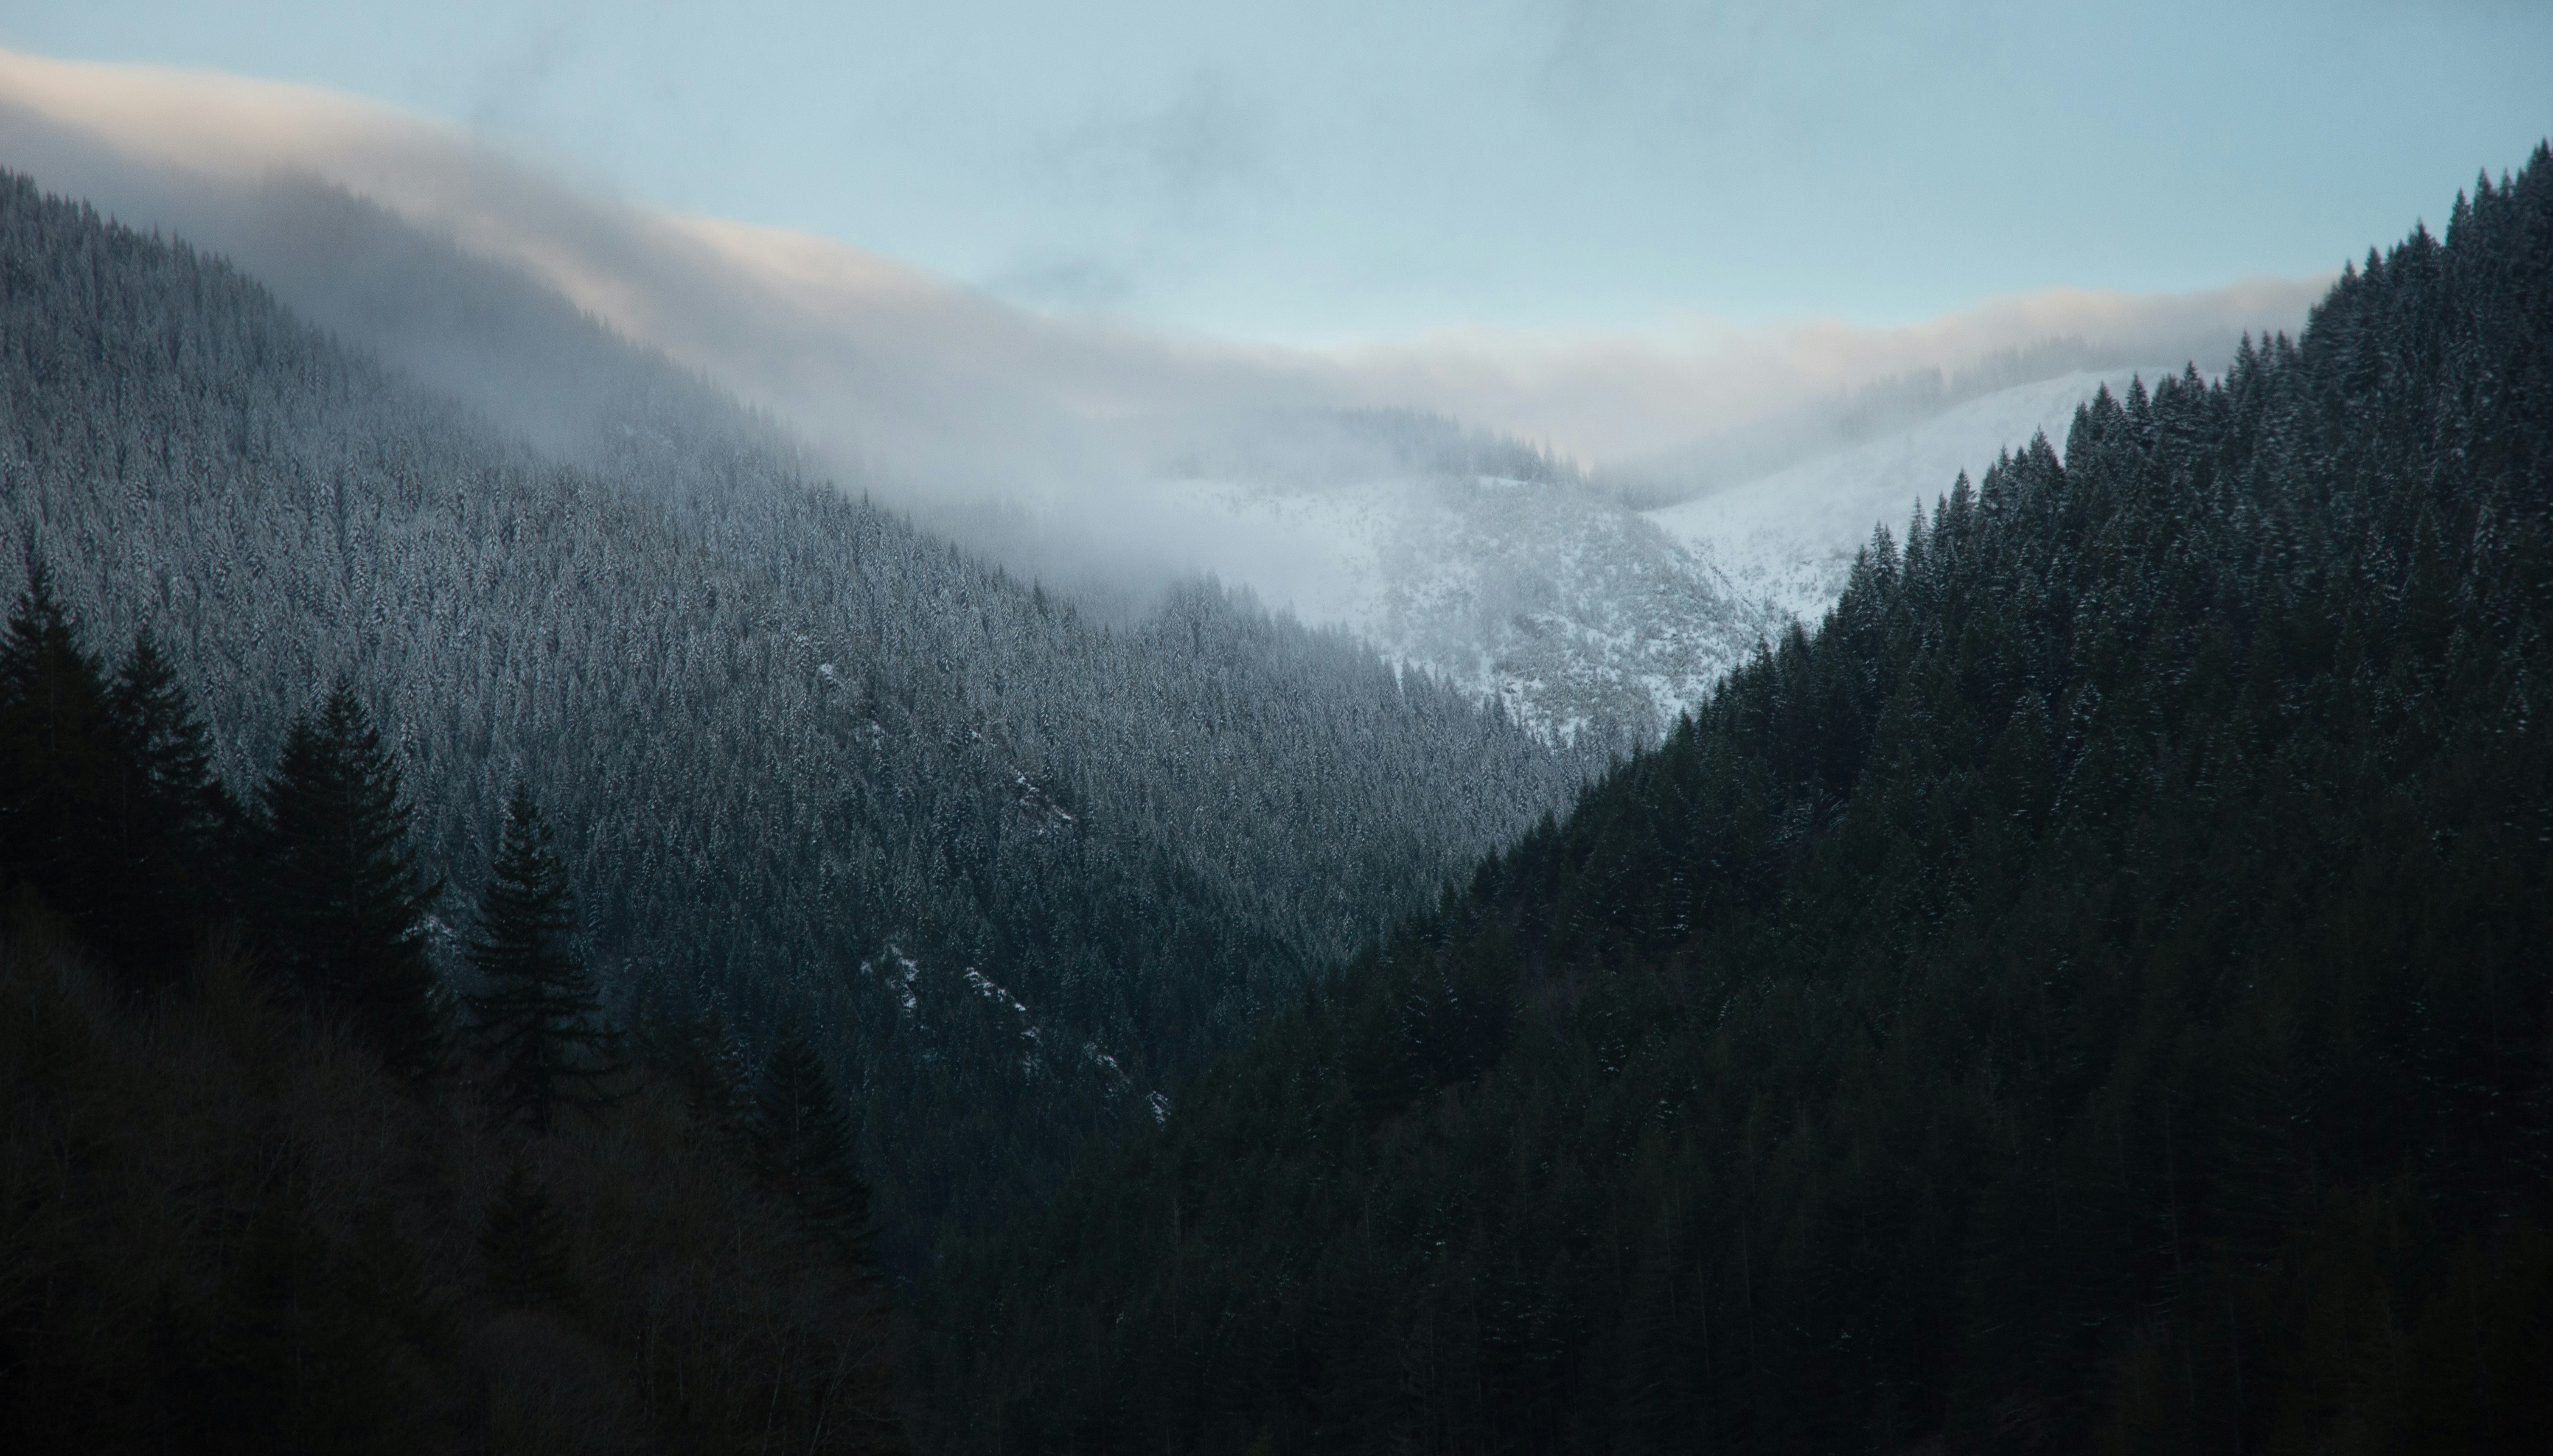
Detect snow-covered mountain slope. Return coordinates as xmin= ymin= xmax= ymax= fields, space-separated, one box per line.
xmin=1131 ymin=370 xmax=2176 ymax=742
xmin=1140 ymin=471 xmax=1781 ymax=741
xmin=0 ymin=169 xmax=1599 ymax=1247
xmin=1645 ymin=368 xmax=2178 ymax=623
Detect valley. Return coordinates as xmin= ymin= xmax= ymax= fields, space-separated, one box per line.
xmin=0 ymin=20 xmax=2545 ymax=1453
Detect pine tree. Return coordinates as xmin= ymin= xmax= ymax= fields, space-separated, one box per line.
xmin=463 ymin=786 xmax=616 ymax=1131
xmin=746 ymin=1031 xmax=878 ymax=1266
xmin=105 ymin=629 xmax=230 ymax=842
xmin=477 ymin=1159 xmax=572 ymax=1309
xmin=258 ymin=677 xmax=446 ymax=1082
xmin=0 ymin=554 xmax=115 ymax=934
xmin=0 ymin=563 xmax=236 ymax=977
xmin=101 ymin=628 xmax=238 ymax=970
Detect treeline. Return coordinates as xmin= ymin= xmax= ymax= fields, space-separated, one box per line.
xmin=0 ymin=566 xmax=904 ymax=1452
xmin=920 ymin=150 xmax=2553 ymax=1453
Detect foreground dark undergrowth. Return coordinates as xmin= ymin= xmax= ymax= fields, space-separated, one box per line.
xmin=1 ymin=905 xmax=906 ymax=1454
xmin=0 ymin=566 xmax=905 ymax=1452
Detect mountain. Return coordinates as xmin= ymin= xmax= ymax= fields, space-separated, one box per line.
xmin=920 ymin=149 xmax=2553 ymax=1454
xmin=1138 ymin=458 xmax=1783 ymax=741
xmin=0 ymin=169 xmax=1598 ymax=1251
xmin=0 ymin=126 xmax=2271 ymax=751
xmin=1123 ymin=405 xmax=1790 ymax=742
xmin=1133 ymin=371 xmax=2180 ymax=742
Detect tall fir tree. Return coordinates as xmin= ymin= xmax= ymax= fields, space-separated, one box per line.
xmin=101 ymin=628 xmax=239 ymax=971
xmin=746 ymin=1031 xmax=879 ymax=1268
xmin=0 ymin=554 xmax=115 ymax=935
xmin=463 ymin=786 xmax=616 ymax=1130
xmin=3 ymin=560 xmax=238 ymax=977
xmin=258 ymin=677 xmax=446 ymax=1082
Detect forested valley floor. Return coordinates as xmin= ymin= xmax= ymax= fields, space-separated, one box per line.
xmin=7 ymin=144 xmax=2553 ymax=1454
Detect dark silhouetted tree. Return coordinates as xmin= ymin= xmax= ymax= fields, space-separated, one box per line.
xmin=463 ymin=786 xmax=616 ymax=1130
xmin=746 ymin=1031 xmax=878 ymax=1267
xmin=102 ymin=628 xmax=238 ymax=970
xmin=258 ymin=677 xmax=446 ymax=1082
xmin=0 ymin=554 xmax=114 ymax=934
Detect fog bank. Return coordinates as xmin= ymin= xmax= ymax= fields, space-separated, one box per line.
xmin=0 ymin=48 xmax=2326 ymax=600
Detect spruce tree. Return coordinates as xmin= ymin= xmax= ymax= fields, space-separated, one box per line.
xmin=477 ymin=1159 xmax=572 ymax=1309
xmin=2 ymin=562 xmax=238 ymax=977
xmin=463 ymin=786 xmax=615 ymax=1130
xmin=0 ymin=555 xmax=114 ymax=934
xmin=105 ymin=629 xmax=231 ymax=843
xmin=745 ymin=1031 xmax=878 ymax=1266
xmin=258 ymin=678 xmax=446 ymax=1082
xmin=101 ymin=628 xmax=238 ymax=970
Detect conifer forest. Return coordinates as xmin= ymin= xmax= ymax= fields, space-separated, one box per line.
xmin=1 ymin=53 xmax=2548 ymax=1456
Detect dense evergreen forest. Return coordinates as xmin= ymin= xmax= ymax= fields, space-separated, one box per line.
xmin=921 ymin=149 xmax=2553 ymax=1453
xmin=9 ymin=132 xmax=2552 ymax=1453
xmin=0 ymin=570 xmax=902 ymax=1450
xmin=0 ymin=167 xmax=1599 ymax=1265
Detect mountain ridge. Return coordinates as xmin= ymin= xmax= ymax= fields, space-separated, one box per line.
xmin=918 ymin=145 xmax=2553 ymax=1455
xmin=0 ymin=165 xmax=1597 ymax=1254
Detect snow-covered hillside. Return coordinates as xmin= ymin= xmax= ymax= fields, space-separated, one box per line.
xmin=1144 ymin=369 xmax=2181 ymax=741
xmin=1140 ymin=472 xmax=1778 ymax=741
xmin=1646 ymin=368 xmax=2177 ymax=623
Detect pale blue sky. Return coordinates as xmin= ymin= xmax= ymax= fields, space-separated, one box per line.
xmin=2 ymin=1 xmax=2546 ymax=345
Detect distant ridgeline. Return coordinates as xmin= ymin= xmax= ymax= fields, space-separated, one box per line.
xmin=0 ymin=168 xmax=1598 ymax=1257
xmin=924 ymin=149 xmax=2553 ymax=1453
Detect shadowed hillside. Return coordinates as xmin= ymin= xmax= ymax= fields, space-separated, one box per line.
xmin=923 ymin=147 xmax=2553 ymax=1456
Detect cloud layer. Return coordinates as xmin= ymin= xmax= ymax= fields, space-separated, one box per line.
xmin=0 ymin=48 xmax=2325 ymax=524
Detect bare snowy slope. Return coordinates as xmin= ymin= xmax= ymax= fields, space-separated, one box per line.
xmin=1138 ymin=471 xmax=1779 ymax=742
xmin=1646 ymin=368 xmax=2177 ymax=622
xmin=1128 ymin=370 xmax=2180 ymax=741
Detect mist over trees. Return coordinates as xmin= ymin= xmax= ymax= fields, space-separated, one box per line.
xmin=1612 ymin=334 xmax=2261 ymax=511
xmin=0 ymin=168 xmax=1599 ymax=1253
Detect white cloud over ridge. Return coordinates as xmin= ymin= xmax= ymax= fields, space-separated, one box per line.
xmin=0 ymin=48 xmax=2325 ymax=543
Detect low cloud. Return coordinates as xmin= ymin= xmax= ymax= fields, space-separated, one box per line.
xmin=0 ymin=48 xmax=2324 ymax=560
